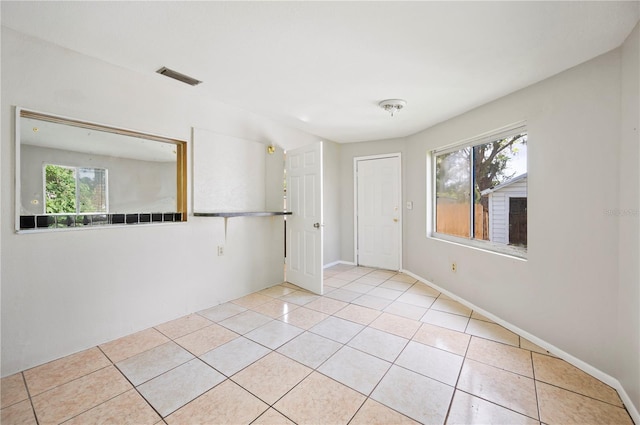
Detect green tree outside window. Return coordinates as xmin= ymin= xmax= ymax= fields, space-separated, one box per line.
xmin=45 ymin=164 xmax=107 ymax=214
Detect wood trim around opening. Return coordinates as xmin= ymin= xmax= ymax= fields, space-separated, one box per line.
xmin=176 ymin=140 xmax=188 ymax=221
xmin=19 ymin=108 xmax=188 ymax=224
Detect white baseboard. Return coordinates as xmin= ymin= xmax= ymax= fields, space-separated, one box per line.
xmin=401 ymin=268 xmax=640 ymax=424
xmin=324 ymin=260 xmax=355 ymax=268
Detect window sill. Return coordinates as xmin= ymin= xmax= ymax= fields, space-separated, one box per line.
xmin=429 ymin=232 xmax=527 ymax=260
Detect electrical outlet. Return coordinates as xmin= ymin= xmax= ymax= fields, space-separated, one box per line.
xmin=217 ymin=245 xmax=225 ymax=256
xmin=451 ymin=262 xmax=457 ymax=273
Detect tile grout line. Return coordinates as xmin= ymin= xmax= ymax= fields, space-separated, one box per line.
xmin=336 ymin=275 xmax=394 ymax=411
xmin=96 ymin=344 xmax=166 ymax=423
xmin=528 ymin=352 xmax=630 ymax=408
xmin=461 ymin=336 xmax=541 ymax=380
xmin=59 ymin=389 xmax=140 ymax=424
xmin=271 ymin=269 xmax=630 ymax=423
xmin=230 ymin=361 xmax=310 ymax=422
xmin=351 ymin=268 xmax=539 ymax=422
xmin=6 ymin=266 xmax=632 ymax=424
xmin=454 ymin=333 xmax=542 ymax=423
xmin=289 ymin=270 xmax=614 ymax=422
xmin=277 ymin=274 xmax=539 ymax=422
xmin=139 ymin=320 xmax=293 ymax=421
xmin=232 ymin=332 xmax=350 ymax=425
xmin=441 ymin=328 xmax=472 ymax=425
xmin=249 ymin=277 xmax=412 ymax=423
xmin=24 ymin=362 xmax=114 ymax=400
xmin=341 ymin=271 xmax=433 ymax=421
xmin=345 ymin=334 xmax=409 ymax=365
xmin=363 ymin=344 xmax=415 ymax=420
xmin=533 ymin=379 xmax=633 ymax=410
xmin=530 ymin=349 xmax=543 ymax=423
xmin=153 ymin=317 xmax=217 ymax=342
xmin=250 ymin=403 xmax=298 ymax=425
xmin=20 ymin=371 xmax=40 ymax=425
xmin=453 ymin=388 xmax=542 ymax=422
xmin=344 ymin=398 xmax=369 ymax=425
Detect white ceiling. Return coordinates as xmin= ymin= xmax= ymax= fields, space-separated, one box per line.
xmin=2 ymin=1 xmax=639 ymax=143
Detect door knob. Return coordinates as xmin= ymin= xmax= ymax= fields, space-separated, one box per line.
xmin=313 ymin=222 xmax=320 ymax=228
xmin=393 ymin=218 xmax=398 ymax=222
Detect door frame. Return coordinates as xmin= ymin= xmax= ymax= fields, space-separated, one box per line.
xmin=353 ymin=153 xmax=402 ymax=270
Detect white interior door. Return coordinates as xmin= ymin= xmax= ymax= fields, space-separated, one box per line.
xmin=286 ymin=142 xmax=323 ymax=294
xmin=356 ymin=155 xmax=401 ymax=270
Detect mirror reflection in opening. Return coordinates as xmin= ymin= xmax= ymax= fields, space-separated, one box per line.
xmin=17 ymin=109 xmax=187 ymax=230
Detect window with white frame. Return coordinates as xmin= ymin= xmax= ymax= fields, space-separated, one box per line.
xmin=44 ymin=164 xmax=108 ymax=214
xmin=432 ymin=126 xmax=528 ymax=257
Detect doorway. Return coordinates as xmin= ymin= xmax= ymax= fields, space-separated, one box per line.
xmin=508 ymin=197 xmax=527 ymax=247
xmin=354 ymin=154 xmax=402 ymax=270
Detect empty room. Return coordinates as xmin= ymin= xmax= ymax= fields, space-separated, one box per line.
xmin=1 ymin=2 xmax=639 ymax=424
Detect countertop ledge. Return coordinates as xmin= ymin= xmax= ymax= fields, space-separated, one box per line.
xmin=193 ymin=211 xmax=292 ymax=217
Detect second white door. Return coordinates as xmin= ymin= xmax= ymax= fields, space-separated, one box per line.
xmin=286 ymin=142 xmax=323 ymax=294
xmin=356 ymin=155 xmax=401 ymax=270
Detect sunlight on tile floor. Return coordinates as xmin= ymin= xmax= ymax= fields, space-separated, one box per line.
xmin=1 ymin=265 xmax=635 ymax=424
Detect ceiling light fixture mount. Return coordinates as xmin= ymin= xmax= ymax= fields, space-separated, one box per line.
xmin=379 ymin=99 xmax=407 ymax=117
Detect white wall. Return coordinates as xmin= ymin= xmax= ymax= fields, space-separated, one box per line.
xmin=405 ymin=45 xmax=621 ymax=373
xmin=192 ymin=128 xmax=269 ymax=213
xmin=400 ymin=32 xmax=639 ymax=415
xmin=341 ymin=26 xmax=640 ymax=418
xmin=617 ymin=22 xmax=640 ymax=413
xmin=335 ymin=26 xmax=639 ymax=416
xmin=1 ymin=28 xmax=321 ymax=375
xmin=341 ymin=44 xmax=620 ymax=388
xmin=3 ymin=20 xmax=638 ymax=416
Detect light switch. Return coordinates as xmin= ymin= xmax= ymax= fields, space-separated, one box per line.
xmin=406 ymin=201 xmax=413 ymax=210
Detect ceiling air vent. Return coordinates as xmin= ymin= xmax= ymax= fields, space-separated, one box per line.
xmin=156 ymin=67 xmax=202 ymax=86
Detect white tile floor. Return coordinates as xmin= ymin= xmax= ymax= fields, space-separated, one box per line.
xmin=0 ymin=264 xmax=635 ymax=424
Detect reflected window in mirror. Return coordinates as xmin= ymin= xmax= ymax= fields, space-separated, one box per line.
xmin=16 ymin=108 xmax=187 ymax=231
xmin=44 ymin=164 xmax=108 ymax=214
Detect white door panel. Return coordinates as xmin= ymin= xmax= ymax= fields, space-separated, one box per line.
xmin=356 ymin=156 xmax=401 ymax=270
xmin=286 ymin=142 xmax=323 ymax=294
